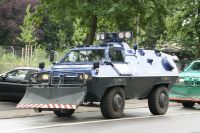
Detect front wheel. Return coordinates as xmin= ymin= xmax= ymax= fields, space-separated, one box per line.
xmin=182 ymin=102 xmax=195 ymax=108
xmin=100 ymin=87 xmax=125 ymax=119
xmin=148 ymin=86 xmax=169 ymax=115
xmin=54 ymin=109 xmax=75 ymax=117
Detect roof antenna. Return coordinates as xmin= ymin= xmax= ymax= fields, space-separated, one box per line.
xmin=133 ymin=43 xmax=138 ymax=54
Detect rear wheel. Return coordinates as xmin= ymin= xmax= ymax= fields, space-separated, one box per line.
xmin=54 ymin=109 xmax=75 ymax=117
xmin=182 ymin=102 xmax=195 ymax=108
xmin=100 ymin=87 xmax=125 ymax=119
xmin=148 ymin=86 xmax=169 ymax=115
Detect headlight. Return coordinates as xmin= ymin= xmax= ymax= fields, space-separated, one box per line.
xmin=100 ymin=34 xmax=105 ymax=40
xmin=79 ymin=73 xmax=91 ymax=80
xmin=42 ymin=74 xmax=49 ymax=80
xmin=178 ymin=78 xmax=184 ymax=83
xmin=118 ymin=32 xmax=124 ymax=39
xmin=96 ymin=34 xmax=100 ymax=40
xmin=35 ymin=73 xmax=49 ymax=83
xmin=125 ymin=32 xmax=132 ymax=39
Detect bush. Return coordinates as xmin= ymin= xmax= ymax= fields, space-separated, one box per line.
xmin=0 ymin=47 xmax=69 ymax=73
xmin=0 ymin=53 xmax=22 ymax=73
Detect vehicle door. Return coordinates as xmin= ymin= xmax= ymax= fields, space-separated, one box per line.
xmin=108 ymin=47 xmax=134 ymax=97
xmin=186 ymin=62 xmax=200 ymax=98
xmin=109 ymin=47 xmax=132 ymax=76
xmin=0 ymin=69 xmax=28 ymax=97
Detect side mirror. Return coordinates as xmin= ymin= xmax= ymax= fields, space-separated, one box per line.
xmin=93 ymin=62 xmax=99 ymax=69
xmin=1 ymin=74 xmax=8 ymax=80
xmin=49 ymin=50 xmax=55 ymax=62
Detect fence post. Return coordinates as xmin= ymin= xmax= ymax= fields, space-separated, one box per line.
xmin=25 ymin=45 xmax=27 ymax=66
xmin=22 ymin=48 xmax=24 ymax=64
xmin=10 ymin=46 xmax=15 ymax=55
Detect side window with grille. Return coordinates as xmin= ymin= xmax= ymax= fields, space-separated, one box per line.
xmin=109 ymin=49 xmax=124 ymax=62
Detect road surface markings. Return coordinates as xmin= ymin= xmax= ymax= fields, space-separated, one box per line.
xmin=2 ymin=111 xmax=200 ymax=133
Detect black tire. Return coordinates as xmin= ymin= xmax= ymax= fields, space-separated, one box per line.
xmin=100 ymin=87 xmax=125 ymax=119
xmin=182 ymin=102 xmax=195 ymax=108
xmin=148 ymin=86 xmax=169 ymax=115
xmin=54 ymin=109 xmax=75 ymax=117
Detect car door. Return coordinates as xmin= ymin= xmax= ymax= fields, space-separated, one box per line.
xmin=0 ymin=69 xmax=28 ymax=100
xmin=185 ymin=62 xmax=200 ymax=98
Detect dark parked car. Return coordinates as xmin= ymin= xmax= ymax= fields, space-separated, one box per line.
xmin=0 ymin=67 xmax=38 ymax=101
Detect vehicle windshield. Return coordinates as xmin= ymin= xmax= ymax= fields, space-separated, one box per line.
xmin=187 ymin=62 xmax=200 ymax=71
xmin=60 ymin=49 xmax=105 ymax=64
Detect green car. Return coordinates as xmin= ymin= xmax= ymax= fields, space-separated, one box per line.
xmin=170 ymin=60 xmax=200 ymax=107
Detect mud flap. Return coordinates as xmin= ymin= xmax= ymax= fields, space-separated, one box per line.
xmin=17 ymin=86 xmax=87 ymax=109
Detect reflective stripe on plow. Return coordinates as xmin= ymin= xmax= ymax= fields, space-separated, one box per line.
xmin=60 ymin=104 xmax=65 ymax=109
xmin=16 ymin=104 xmax=77 ymax=109
xmin=31 ymin=104 xmax=39 ymax=108
xmin=41 ymin=104 xmax=48 ymax=108
xmin=27 ymin=104 xmax=34 ymax=108
xmin=66 ymin=104 xmax=71 ymax=109
xmin=35 ymin=104 xmax=44 ymax=108
xmin=21 ymin=104 xmax=28 ymax=108
xmin=49 ymin=104 xmax=53 ymax=108
xmin=55 ymin=104 xmax=59 ymax=108
xmin=72 ymin=105 xmax=76 ymax=109
xmin=16 ymin=104 xmax=24 ymax=108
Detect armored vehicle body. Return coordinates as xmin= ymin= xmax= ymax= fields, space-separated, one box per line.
xmin=17 ymin=32 xmax=179 ymax=119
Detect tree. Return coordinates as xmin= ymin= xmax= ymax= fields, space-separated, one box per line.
xmin=166 ymin=0 xmax=200 ymax=58
xmin=40 ymin=0 xmax=176 ymax=47
xmin=0 ymin=0 xmax=37 ymax=46
xmin=37 ymin=16 xmax=74 ymax=50
xmin=18 ymin=4 xmax=37 ymax=46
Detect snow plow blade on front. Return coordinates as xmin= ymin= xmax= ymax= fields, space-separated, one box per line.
xmin=17 ymin=71 xmax=87 ymax=110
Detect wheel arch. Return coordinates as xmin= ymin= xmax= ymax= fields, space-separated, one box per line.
xmin=102 ymin=85 xmax=126 ymax=98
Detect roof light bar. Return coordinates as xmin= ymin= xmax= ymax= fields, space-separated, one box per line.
xmin=96 ymin=31 xmax=133 ymax=42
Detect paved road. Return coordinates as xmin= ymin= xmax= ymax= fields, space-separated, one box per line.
xmin=0 ymin=105 xmax=200 ymax=133
xmin=0 ymin=101 xmax=17 ymax=111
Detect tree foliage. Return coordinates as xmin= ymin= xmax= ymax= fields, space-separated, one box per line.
xmin=39 ymin=0 xmax=176 ymax=48
xmin=18 ymin=4 xmax=37 ymax=46
xmin=166 ymin=0 xmax=200 ymax=58
xmin=1 ymin=0 xmax=200 ymax=59
xmin=0 ymin=0 xmax=37 ymax=46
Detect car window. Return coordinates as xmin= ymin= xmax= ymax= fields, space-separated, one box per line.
xmin=61 ymin=49 xmax=105 ymax=63
xmin=188 ymin=62 xmax=200 ymax=71
xmin=109 ymin=49 xmax=124 ymax=62
xmin=24 ymin=70 xmax=38 ymax=80
xmin=7 ymin=69 xmax=29 ymax=80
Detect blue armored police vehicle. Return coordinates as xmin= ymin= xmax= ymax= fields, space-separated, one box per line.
xmin=17 ymin=32 xmax=179 ymax=119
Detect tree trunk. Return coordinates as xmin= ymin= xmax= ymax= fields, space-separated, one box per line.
xmin=86 ymin=15 xmax=97 ymax=45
